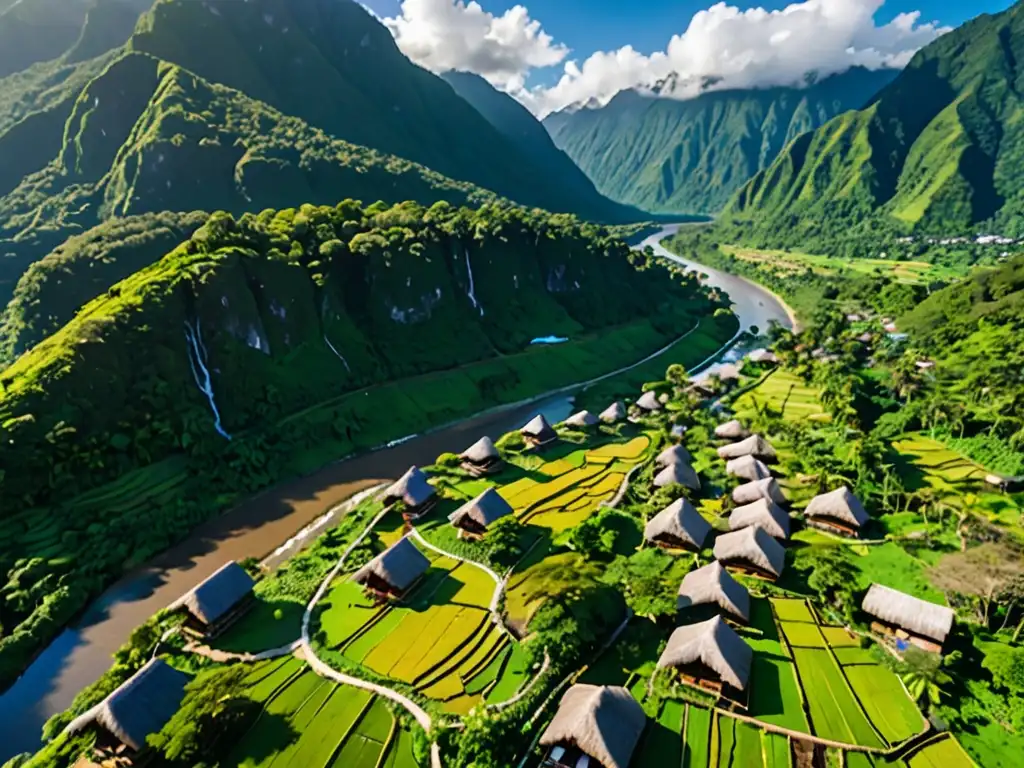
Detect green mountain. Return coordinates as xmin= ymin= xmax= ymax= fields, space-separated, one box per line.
xmin=544 ymin=67 xmax=896 ymax=215
xmin=727 ymin=3 xmax=1024 ymax=237
xmin=0 ymin=0 xmax=93 ymax=78
xmin=0 ymin=200 xmax=723 ymax=688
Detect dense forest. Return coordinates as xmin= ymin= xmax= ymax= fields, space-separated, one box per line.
xmin=0 ymin=198 xmax=728 ymax=690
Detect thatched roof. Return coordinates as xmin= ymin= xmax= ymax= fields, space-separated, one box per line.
xmin=687 ymin=382 xmax=716 ymax=398
xmin=657 ymin=444 xmax=693 ymax=467
xmin=600 ymin=402 xmax=627 ymax=423
xmin=353 ymin=535 xmax=430 ymax=591
xmin=521 ymin=414 xmax=557 ymax=441
xmin=460 ymin=436 xmax=499 ymax=463
xmin=730 ymin=499 xmax=790 ymax=540
xmin=635 ymin=390 xmax=662 ymax=411
xmin=805 ymin=486 xmax=869 ymax=528
xmin=657 ymin=616 xmax=753 ymax=690
xmin=645 ymin=498 xmax=711 ymax=549
xmin=725 ymin=455 xmax=771 ymax=482
xmin=565 ymin=410 xmax=599 ymax=428
xmin=677 ymin=561 xmax=750 ymax=621
xmin=169 ymin=561 xmax=254 ymax=625
xmin=449 ymin=488 xmax=513 ymax=530
xmin=717 ymin=434 xmax=777 ymax=461
xmin=714 ymin=526 xmax=786 ymax=578
xmin=65 ymin=659 xmax=189 ymax=750
xmin=716 ymin=363 xmax=742 ymax=381
xmin=861 ymin=584 xmax=955 ymax=643
xmin=732 ymin=477 xmax=786 ymax=506
xmin=715 ymin=420 xmax=750 ymax=440
xmin=539 ymin=684 xmax=646 ymax=768
xmin=654 ymin=461 xmax=701 ymax=491
xmin=380 ymin=466 xmax=436 ymax=507
xmin=748 ymin=349 xmax=779 ymax=365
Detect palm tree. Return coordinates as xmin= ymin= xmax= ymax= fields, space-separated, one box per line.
xmin=900 ymin=647 xmax=951 ymax=709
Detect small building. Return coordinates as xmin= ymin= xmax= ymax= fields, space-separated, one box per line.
xmin=657 ymin=444 xmax=693 ymax=467
xmin=857 ymin=332 xmax=874 ymax=344
xmin=521 ymin=414 xmax=558 ymax=449
xmin=645 ymin=498 xmax=711 ymax=551
xmin=677 ymin=561 xmax=750 ymax=623
xmin=804 ymin=486 xmax=869 ymax=537
xmin=670 ymin=424 xmax=686 ymax=441
xmin=539 ymin=684 xmax=646 ymax=768
xmin=170 ymin=561 xmax=255 ymax=640
xmin=599 ymin=401 xmax=627 ymax=423
xmin=716 ymin=364 xmax=742 ymax=383
xmin=714 ymin=526 xmax=786 ymax=580
xmin=729 ymin=499 xmax=790 ymax=540
xmin=352 ymin=535 xmax=430 ymax=599
xmin=747 ymin=349 xmax=779 ymax=365
xmin=564 ymin=410 xmax=599 ymax=428
xmin=65 ymin=659 xmax=189 ymax=757
xmin=635 ymin=390 xmax=663 ymax=412
xmin=725 ymin=455 xmax=771 ymax=482
xmin=861 ymin=584 xmax=955 ymax=654
xmin=715 ymin=419 xmax=750 ymax=440
xmin=732 ymin=477 xmax=786 ymax=506
xmin=449 ymin=488 xmax=513 ymax=538
xmin=380 ymin=466 xmax=437 ymax=519
xmin=459 ymin=436 xmax=503 ymax=477
xmin=686 ymin=382 xmax=716 ymax=400
xmin=717 ymin=434 xmax=777 ymax=462
xmin=654 ymin=460 xmax=701 ymax=492
xmin=657 ymin=616 xmax=752 ymax=698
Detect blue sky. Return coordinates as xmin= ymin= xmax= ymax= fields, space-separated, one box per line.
xmin=369 ymin=0 xmax=1015 ymax=115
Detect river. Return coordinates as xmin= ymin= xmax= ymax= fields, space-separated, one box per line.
xmin=0 ymin=225 xmax=794 ymax=760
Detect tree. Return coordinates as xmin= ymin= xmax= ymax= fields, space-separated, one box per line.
xmin=147 ymin=666 xmax=260 ymax=764
xmin=984 ymin=646 xmax=1024 ymax=695
xmin=569 ymin=511 xmax=619 ymax=559
xmin=794 ymin=548 xmax=858 ymax=614
xmin=900 ymin=647 xmax=951 ymax=709
xmin=602 ymin=549 xmax=678 ymax=621
xmin=929 ymin=543 xmax=1024 ymax=626
xmin=485 ymin=517 xmax=524 ymax=569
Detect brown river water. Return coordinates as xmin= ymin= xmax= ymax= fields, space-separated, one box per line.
xmin=0 ymin=226 xmax=793 ymax=759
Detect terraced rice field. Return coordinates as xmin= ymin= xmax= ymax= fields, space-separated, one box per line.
xmin=732 ymin=370 xmax=830 ymax=424
xmin=222 ymin=657 xmax=421 ymax=768
xmin=790 ymin=647 xmax=884 ymax=748
xmin=907 ymin=734 xmax=977 ymax=768
xmin=746 ymin=600 xmax=809 ymax=733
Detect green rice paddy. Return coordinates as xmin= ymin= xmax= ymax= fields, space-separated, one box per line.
xmin=908 ymin=735 xmax=978 ymax=768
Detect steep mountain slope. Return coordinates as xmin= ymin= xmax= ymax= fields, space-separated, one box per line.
xmin=440 ymin=70 xmax=615 ymax=211
xmin=0 ymin=0 xmax=94 ymax=78
xmin=728 ymin=3 xmax=1024 ymax=236
xmin=544 ymin=67 xmax=896 ymax=215
xmin=126 ymin=0 xmax=632 ymax=222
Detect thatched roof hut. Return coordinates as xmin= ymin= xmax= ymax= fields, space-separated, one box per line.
xmin=687 ymin=382 xmax=716 ymax=399
xmin=717 ymin=434 xmax=777 ymax=461
xmin=715 ymin=420 xmax=750 ymax=440
xmin=654 ymin=461 xmax=701 ymax=491
xmin=539 ymin=684 xmax=647 ymax=768
xmin=861 ymin=584 xmax=955 ymax=645
xmin=600 ymin=402 xmax=627 ymax=423
xmin=565 ymin=410 xmax=599 ymax=428
xmin=725 ymin=455 xmax=771 ymax=482
xmin=657 ymin=444 xmax=693 ymax=467
xmin=380 ymin=466 xmax=436 ymax=507
xmin=449 ymin=488 xmax=513 ymax=533
xmin=732 ymin=477 xmax=786 ymax=506
xmin=729 ymin=499 xmax=790 ymax=540
xmin=716 ymin=363 xmax=742 ymax=382
xmin=645 ymin=498 xmax=711 ymax=550
xmin=65 ymin=659 xmax=188 ymax=751
xmin=169 ymin=561 xmax=254 ymax=630
xmin=460 ymin=436 xmax=500 ymax=464
xmin=521 ymin=414 xmax=557 ymax=445
xmin=805 ymin=487 xmax=869 ymax=529
xmin=714 ymin=526 xmax=786 ymax=578
xmin=748 ymin=349 xmax=779 ymax=365
xmin=635 ymin=390 xmax=663 ymax=411
xmin=677 ymin=562 xmax=750 ymax=622
xmin=657 ymin=616 xmax=753 ymax=690
xmin=353 ymin=536 xmax=430 ymax=594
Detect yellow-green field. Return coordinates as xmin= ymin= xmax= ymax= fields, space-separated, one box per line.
xmin=733 ymin=370 xmax=830 ymax=424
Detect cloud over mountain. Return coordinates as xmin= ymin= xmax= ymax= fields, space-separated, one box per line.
xmin=384 ymin=0 xmax=949 ymax=117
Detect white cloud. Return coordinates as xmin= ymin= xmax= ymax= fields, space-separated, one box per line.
xmin=383 ymin=0 xmax=568 ymax=92
xmin=384 ymin=0 xmax=949 ymax=118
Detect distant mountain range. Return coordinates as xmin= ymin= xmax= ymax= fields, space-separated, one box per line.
xmin=727 ymin=2 xmax=1024 ymax=237
xmin=544 ymin=67 xmax=897 ymax=215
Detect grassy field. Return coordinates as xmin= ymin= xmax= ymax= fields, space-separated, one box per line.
xmin=732 ymin=370 xmax=830 ymax=424
xmin=221 ymin=657 xmax=421 ymax=768
xmin=719 ymin=245 xmax=968 ymax=285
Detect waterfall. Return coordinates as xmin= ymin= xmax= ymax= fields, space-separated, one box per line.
xmin=183 ymin=319 xmax=231 ymax=440
xmin=324 ymin=333 xmax=352 ymax=373
xmin=465 ymin=248 xmax=484 ymax=316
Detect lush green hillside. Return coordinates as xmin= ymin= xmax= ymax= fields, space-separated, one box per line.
xmin=728 ymin=2 xmax=1024 ymax=237
xmin=544 ymin=67 xmax=895 ymax=215
xmin=0 ymin=199 xmax=729 ymax=689
xmin=0 ymin=0 xmax=93 ymax=78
